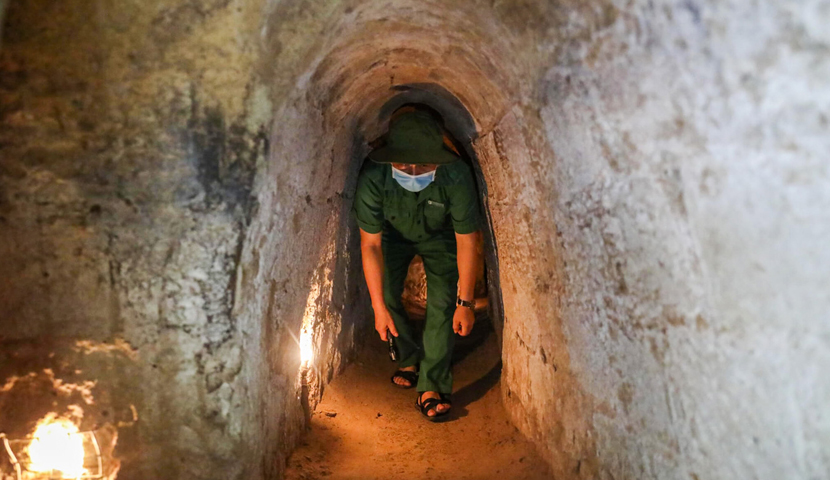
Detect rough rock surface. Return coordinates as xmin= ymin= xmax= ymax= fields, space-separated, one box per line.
xmin=1 ymin=1 xmax=275 ymax=478
xmin=1 ymin=1 xmax=828 ymax=480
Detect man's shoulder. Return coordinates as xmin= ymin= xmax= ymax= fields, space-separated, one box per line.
xmin=356 ymin=159 xmax=388 ymax=200
xmin=440 ymin=160 xmax=475 ymax=185
xmin=358 ymin=159 xmax=387 ymax=182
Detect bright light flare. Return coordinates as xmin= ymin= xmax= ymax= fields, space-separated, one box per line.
xmin=299 ymin=281 xmax=320 ymax=368
xmin=300 ymin=326 xmax=314 ymax=365
xmin=26 ymin=414 xmax=86 ymax=479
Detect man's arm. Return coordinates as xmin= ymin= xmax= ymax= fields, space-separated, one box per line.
xmin=446 ymin=161 xmax=482 ymax=336
xmin=453 ymin=230 xmax=480 ymax=336
xmin=354 ymin=161 xmax=396 ymax=341
xmin=359 ymin=228 xmax=398 ymax=341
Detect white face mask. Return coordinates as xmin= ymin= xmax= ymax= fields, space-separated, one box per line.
xmin=391 ymin=167 xmax=436 ymax=192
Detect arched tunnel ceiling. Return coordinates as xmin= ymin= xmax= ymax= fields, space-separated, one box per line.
xmin=292 ymin=3 xmax=519 ymax=139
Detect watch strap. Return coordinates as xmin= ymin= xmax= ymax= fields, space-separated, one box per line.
xmin=456 ymin=297 xmax=475 ymax=309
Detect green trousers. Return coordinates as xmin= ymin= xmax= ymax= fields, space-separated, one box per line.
xmin=382 ymin=235 xmax=458 ymax=394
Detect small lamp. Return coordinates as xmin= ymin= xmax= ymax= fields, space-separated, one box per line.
xmin=0 ymin=416 xmax=104 ymax=480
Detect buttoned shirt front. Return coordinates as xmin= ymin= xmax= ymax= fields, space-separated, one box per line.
xmin=353 ymin=159 xmax=480 ymax=244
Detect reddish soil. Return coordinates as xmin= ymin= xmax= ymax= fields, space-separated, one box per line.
xmin=286 ymin=326 xmax=552 ymax=480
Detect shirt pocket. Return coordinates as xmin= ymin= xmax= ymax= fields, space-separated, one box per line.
xmin=423 ymin=199 xmax=448 ymax=229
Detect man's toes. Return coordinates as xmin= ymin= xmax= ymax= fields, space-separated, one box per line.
xmin=394 ymin=376 xmax=410 ymax=387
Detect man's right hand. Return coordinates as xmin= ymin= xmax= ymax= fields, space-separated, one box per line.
xmin=374 ymin=306 xmax=398 ymax=341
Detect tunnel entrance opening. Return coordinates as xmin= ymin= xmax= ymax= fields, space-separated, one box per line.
xmin=339 ymin=83 xmax=508 ymax=373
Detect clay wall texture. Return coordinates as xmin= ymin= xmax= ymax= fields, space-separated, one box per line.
xmin=1 ymin=1 xmax=827 ymax=479
xmin=533 ymin=2 xmax=830 ymax=478
xmin=1 ymin=1 xmax=273 ymax=478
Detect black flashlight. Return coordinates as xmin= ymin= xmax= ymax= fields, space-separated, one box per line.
xmin=387 ymin=330 xmax=398 ymax=362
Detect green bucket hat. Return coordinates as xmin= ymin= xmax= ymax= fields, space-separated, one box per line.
xmin=368 ymin=111 xmax=460 ymax=165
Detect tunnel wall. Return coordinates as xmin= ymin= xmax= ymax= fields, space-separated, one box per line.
xmin=1 ymin=1 xmax=828 ymax=480
xmin=0 ymin=1 xmax=374 ymax=478
xmin=469 ymin=2 xmax=830 ymax=479
xmin=537 ymin=2 xmax=830 ymax=478
xmin=0 ymin=1 xmax=274 ymax=478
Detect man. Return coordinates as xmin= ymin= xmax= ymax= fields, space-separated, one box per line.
xmin=353 ymin=105 xmax=481 ymax=421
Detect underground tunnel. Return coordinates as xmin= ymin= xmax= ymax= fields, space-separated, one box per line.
xmin=1 ymin=1 xmax=828 ymax=480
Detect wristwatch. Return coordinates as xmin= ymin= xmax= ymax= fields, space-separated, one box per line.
xmin=456 ymin=297 xmax=475 ymax=310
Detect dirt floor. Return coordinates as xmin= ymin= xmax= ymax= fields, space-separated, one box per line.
xmin=286 ymin=321 xmax=552 ymax=480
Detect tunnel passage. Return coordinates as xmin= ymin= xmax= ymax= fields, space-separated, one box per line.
xmin=237 ymin=13 xmax=598 ymax=476
xmin=2 ymin=1 xmax=828 ymax=480
xmin=275 ymin=93 xmax=535 ymax=479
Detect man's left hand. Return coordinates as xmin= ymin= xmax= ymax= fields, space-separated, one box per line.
xmin=453 ymin=306 xmax=475 ymax=336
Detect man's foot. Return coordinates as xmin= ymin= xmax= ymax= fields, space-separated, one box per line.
xmin=391 ymin=365 xmax=418 ymax=388
xmin=416 ymin=391 xmax=451 ymax=418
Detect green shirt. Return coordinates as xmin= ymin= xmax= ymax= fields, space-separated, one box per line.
xmin=353 ymin=160 xmax=481 ymax=243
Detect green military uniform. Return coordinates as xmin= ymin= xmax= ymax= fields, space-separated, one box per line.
xmin=353 ymin=159 xmax=480 ymax=394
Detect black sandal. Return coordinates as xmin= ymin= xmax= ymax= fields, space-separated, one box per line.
xmin=415 ymin=392 xmax=452 ymax=422
xmin=390 ymin=369 xmax=419 ymax=389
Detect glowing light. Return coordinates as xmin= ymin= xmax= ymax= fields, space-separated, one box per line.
xmin=26 ymin=414 xmax=86 ymax=479
xmin=299 ymin=281 xmax=320 ymax=368
xmin=300 ymin=326 xmax=314 ymax=365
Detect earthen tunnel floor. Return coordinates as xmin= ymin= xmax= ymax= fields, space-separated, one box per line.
xmin=286 ymin=321 xmax=551 ymax=480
